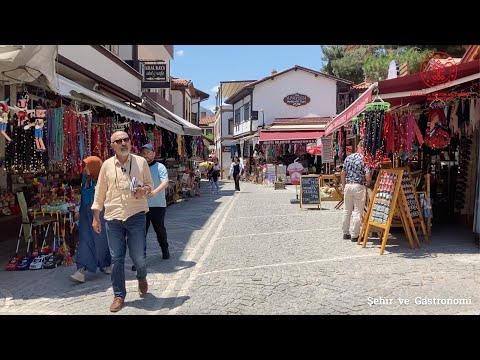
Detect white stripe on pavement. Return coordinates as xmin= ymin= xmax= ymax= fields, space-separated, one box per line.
xmin=197 ymin=253 xmax=380 ymax=276
xmin=218 ymin=227 xmax=341 ymax=239
xmin=167 ymin=181 xmax=243 ymax=315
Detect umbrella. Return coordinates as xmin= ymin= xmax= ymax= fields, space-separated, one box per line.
xmin=306 ymin=144 xmax=322 ymax=155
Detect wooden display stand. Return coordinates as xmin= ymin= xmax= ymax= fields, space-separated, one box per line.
xmin=300 ymin=175 xmax=321 ymax=209
xmin=320 ymin=174 xmax=344 ymax=209
xmin=360 ymin=169 xmax=427 ymax=255
xmin=390 ymin=169 xmax=429 ymax=243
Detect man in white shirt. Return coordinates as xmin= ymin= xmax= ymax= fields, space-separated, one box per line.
xmin=92 ymin=131 xmax=154 ymax=312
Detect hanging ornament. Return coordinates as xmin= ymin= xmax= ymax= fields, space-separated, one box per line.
xmin=0 ymin=101 xmax=13 ymax=143
xmin=24 ymin=106 xmax=47 ymax=152
xmin=15 ymin=92 xmax=30 ymax=127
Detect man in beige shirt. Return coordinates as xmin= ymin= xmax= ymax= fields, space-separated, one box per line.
xmin=92 ymin=130 xmax=153 ymax=312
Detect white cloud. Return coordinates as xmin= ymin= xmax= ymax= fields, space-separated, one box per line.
xmin=210 ymin=85 xmax=219 ymax=93
xmin=176 ymin=49 xmax=184 ymax=57
xmin=206 ymin=105 xmax=217 ymax=112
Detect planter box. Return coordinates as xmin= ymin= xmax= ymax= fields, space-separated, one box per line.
xmin=274 ymin=182 xmax=286 ymax=190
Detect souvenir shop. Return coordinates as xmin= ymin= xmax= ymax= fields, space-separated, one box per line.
xmin=255 ymin=130 xmax=324 ymax=185
xmin=322 ymin=61 xmax=480 ymax=241
xmin=0 ymin=82 xmax=206 ymax=269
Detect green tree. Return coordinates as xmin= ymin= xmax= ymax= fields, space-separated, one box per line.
xmin=320 ymin=45 xmax=345 ymax=75
xmin=364 ymin=47 xmax=432 ymax=82
xmin=320 ymin=45 xmax=466 ymax=84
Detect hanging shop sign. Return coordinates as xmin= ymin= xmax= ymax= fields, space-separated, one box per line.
xmin=283 ymin=93 xmax=310 ymax=107
xmin=222 ymin=146 xmax=231 ymax=152
xmin=144 ymin=63 xmax=167 ymax=82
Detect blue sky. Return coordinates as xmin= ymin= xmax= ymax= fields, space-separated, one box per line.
xmin=170 ymin=45 xmax=324 ymax=113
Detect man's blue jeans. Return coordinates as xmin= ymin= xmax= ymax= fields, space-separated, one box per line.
xmin=105 ymin=212 xmax=147 ymax=299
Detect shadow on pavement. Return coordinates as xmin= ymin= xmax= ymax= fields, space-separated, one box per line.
xmin=0 ymin=179 xmax=234 ymax=306
xmin=126 ymin=295 xmax=190 ymax=312
xmin=363 ymin=225 xmax=479 ymax=257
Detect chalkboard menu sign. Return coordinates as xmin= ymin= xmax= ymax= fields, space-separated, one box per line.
xmin=300 ymin=175 xmax=321 ymax=207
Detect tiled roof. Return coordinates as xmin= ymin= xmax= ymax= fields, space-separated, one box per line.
xmin=171 ymin=79 xmax=191 ymax=89
xmin=352 ymin=81 xmax=372 ymax=90
xmin=199 ymin=116 xmax=215 ymax=125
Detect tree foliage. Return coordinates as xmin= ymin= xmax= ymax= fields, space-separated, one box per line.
xmin=364 ymin=47 xmax=432 ymax=82
xmin=321 ymin=45 xmax=466 ymax=84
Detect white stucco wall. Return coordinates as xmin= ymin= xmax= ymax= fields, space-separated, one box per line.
xmin=58 ymin=45 xmax=142 ymax=98
xmin=138 ymin=46 xmax=173 ymax=62
xmin=234 ymin=70 xmax=338 ymax=136
xmin=221 ymin=108 xmax=234 ymax=139
xmin=172 ymin=90 xmax=184 ymax=119
xmin=184 ymin=91 xmax=192 ymax=123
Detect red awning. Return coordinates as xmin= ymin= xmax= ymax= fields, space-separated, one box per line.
xmin=323 ymin=85 xmax=374 ymax=137
xmin=259 ymin=130 xmax=323 ymax=144
xmin=378 ymin=60 xmax=479 ymax=95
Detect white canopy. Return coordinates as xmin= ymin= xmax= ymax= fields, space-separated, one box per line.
xmin=56 ymin=75 xmax=156 ymax=125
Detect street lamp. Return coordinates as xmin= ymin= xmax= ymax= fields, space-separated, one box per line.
xmin=259 ymin=109 xmax=265 ymax=128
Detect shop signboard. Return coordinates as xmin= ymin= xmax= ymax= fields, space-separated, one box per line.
xmin=222 ymin=146 xmax=231 ymax=152
xmin=283 ymin=93 xmax=310 ymax=107
xmin=287 ymin=162 xmax=304 ymax=185
xmin=144 ymin=63 xmax=167 ymax=81
xmin=300 ymin=175 xmax=321 ymax=208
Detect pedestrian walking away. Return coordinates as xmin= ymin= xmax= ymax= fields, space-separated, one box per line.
xmin=141 ymin=144 xmax=170 ymax=260
xmin=229 ymin=156 xmax=244 ymax=192
xmin=341 ymin=141 xmax=372 ymax=243
xmin=70 ymin=156 xmax=111 ymax=283
xmin=91 ymin=131 xmax=154 ymax=312
xmin=211 ymin=159 xmax=220 ymax=194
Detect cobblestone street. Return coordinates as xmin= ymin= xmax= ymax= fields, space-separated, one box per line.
xmin=1 ymin=180 xmax=479 ymax=315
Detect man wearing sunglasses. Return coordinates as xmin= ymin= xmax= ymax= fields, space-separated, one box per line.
xmin=91 ymin=130 xmax=154 ymax=312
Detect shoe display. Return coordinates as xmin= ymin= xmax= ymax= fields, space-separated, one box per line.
xmin=69 ymin=268 xmax=86 ymax=283
xmin=110 ymin=297 xmax=124 ymax=312
xmin=138 ymin=278 xmax=148 ymax=297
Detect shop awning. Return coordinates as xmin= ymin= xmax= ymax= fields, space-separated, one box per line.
xmin=0 ymin=45 xmax=57 ymax=92
xmin=378 ymin=60 xmax=480 ymax=96
xmin=323 ymin=84 xmax=375 ymax=137
xmin=153 ymin=113 xmax=183 ymax=134
xmin=259 ymin=130 xmax=323 ymax=144
xmin=56 ymin=75 xmax=156 ymax=125
xmin=149 ymin=100 xmax=202 ymax=136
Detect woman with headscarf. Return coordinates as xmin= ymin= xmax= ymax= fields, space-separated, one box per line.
xmin=70 ymin=156 xmax=112 ymax=283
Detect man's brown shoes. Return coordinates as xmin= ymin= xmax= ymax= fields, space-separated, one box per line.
xmin=138 ymin=278 xmax=148 ymax=297
xmin=110 ymin=297 xmax=124 ymax=312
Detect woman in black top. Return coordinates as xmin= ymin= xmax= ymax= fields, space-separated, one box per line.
xmin=229 ymin=156 xmax=244 ymax=192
